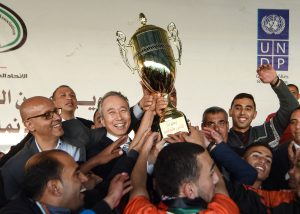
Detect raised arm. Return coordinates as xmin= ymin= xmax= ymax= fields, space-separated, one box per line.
xmin=257 ymin=64 xmax=299 ymax=148
xmin=130 ymin=132 xmax=160 ymax=199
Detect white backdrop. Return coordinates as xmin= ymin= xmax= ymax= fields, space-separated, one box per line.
xmin=0 ymin=0 xmax=299 ymax=152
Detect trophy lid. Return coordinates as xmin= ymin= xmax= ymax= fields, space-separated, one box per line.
xmin=131 ymin=13 xmax=166 ymax=38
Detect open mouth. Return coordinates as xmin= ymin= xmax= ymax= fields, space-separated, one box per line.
xmin=80 ymin=187 xmax=86 ymax=193
xmin=52 ymin=123 xmax=62 ymax=128
xmin=114 ymin=123 xmax=126 ymax=129
xmin=255 ymin=165 xmax=265 ymax=172
xmin=238 ymin=117 xmax=247 ymax=123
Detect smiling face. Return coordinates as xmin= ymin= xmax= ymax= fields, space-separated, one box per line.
xmin=58 ymin=153 xmax=88 ymax=210
xmin=22 ymin=97 xmax=64 ymax=141
xmin=100 ymin=95 xmax=131 ymax=137
xmin=229 ymin=98 xmax=257 ymax=132
xmin=244 ymin=145 xmax=272 ymax=183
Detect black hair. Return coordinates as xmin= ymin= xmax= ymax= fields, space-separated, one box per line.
xmin=51 ymin=85 xmax=74 ymax=100
xmin=230 ymin=93 xmax=256 ymax=109
xmin=202 ymin=106 xmax=228 ymax=124
xmin=243 ymin=142 xmax=273 ymax=158
xmin=154 ymin=143 xmax=205 ymax=197
xmin=22 ymin=150 xmax=65 ymax=199
xmin=287 ymin=84 xmax=299 ymax=93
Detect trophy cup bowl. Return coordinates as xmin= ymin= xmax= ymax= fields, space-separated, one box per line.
xmin=116 ymin=13 xmax=188 ymax=138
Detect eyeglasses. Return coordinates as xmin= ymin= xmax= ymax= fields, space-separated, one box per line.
xmin=26 ymin=108 xmax=62 ymax=120
xmin=204 ymin=120 xmax=227 ymax=128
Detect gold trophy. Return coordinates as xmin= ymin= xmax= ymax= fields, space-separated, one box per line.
xmin=116 ymin=13 xmax=188 ymax=138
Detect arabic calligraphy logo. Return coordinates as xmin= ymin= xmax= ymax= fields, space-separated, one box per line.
xmin=261 ymin=14 xmax=285 ymax=35
xmin=0 ymin=3 xmax=27 ymax=53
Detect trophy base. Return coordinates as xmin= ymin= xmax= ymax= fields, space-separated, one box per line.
xmin=159 ymin=108 xmax=189 ymax=139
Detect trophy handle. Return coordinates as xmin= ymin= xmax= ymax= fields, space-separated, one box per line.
xmin=116 ymin=31 xmax=138 ymax=74
xmin=167 ymin=22 xmax=182 ymax=65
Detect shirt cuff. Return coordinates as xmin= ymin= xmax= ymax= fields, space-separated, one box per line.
xmin=147 ymin=162 xmax=154 ymax=175
xmin=133 ymin=104 xmax=144 ymax=119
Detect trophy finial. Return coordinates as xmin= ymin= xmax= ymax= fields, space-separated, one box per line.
xmin=139 ymin=13 xmax=147 ymax=26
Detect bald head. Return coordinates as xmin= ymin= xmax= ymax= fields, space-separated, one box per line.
xmin=20 ymin=96 xmax=64 ymax=140
xmin=25 ymin=150 xmax=66 ymax=171
xmin=20 ymin=96 xmax=54 ymax=121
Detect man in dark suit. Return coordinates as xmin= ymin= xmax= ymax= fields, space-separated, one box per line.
xmin=87 ymin=91 xmax=136 ymax=179
xmin=0 ymin=96 xmax=85 ymax=200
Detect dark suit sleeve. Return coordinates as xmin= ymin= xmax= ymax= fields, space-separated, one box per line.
xmin=0 ymin=133 xmax=32 ymax=167
xmin=62 ymin=119 xmax=106 ymax=147
xmin=77 ymin=117 xmax=94 ymax=129
xmin=128 ymin=106 xmax=141 ymax=134
xmin=210 ymin=143 xmax=257 ymax=185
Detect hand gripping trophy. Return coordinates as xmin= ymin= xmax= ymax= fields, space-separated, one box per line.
xmin=116 ymin=13 xmax=188 ymax=138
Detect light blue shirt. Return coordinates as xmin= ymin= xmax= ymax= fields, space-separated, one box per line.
xmin=35 ymin=138 xmax=80 ymax=161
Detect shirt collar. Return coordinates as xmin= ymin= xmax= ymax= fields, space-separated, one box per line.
xmin=36 ymin=201 xmax=71 ymax=214
xmin=35 ymin=138 xmax=62 ymax=152
xmin=106 ymin=132 xmax=130 ymax=143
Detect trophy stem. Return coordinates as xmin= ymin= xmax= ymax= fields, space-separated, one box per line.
xmin=160 ymin=94 xmax=183 ymax=122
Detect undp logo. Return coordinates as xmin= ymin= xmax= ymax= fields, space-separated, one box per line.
xmin=257 ymin=9 xmax=289 ymax=71
xmin=261 ymin=15 xmax=285 ymax=35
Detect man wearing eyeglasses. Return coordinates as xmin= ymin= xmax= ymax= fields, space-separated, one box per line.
xmin=0 ymin=96 xmax=85 ymax=201
xmin=201 ymin=106 xmax=229 ymax=143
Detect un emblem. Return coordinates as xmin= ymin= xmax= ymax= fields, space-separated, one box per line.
xmin=261 ymin=15 xmax=285 ymax=35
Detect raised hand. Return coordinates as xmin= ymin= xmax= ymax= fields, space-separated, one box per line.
xmin=138 ymin=82 xmax=154 ymax=111
xmin=202 ymin=127 xmax=224 ymax=144
xmin=80 ymin=136 xmax=126 ymax=174
xmin=104 ymin=173 xmax=132 ymax=209
xmin=257 ymin=64 xmax=278 ymax=84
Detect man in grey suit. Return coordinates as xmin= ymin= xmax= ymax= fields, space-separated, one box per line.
xmin=0 ymin=96 xmax=85 ymax=200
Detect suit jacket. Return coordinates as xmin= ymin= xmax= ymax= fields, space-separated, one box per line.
xmin=86 ymin=136 xmax=128 ymax=180
xmin=84 ymin=149 xmax=138 ymax=209
xmin=77 ymin=117 xmax=94 ymax=129
xmin=0 ymin=137 xmax=84 ymax=200
xmin=0 ymin=194 xmax=42 ymax=214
